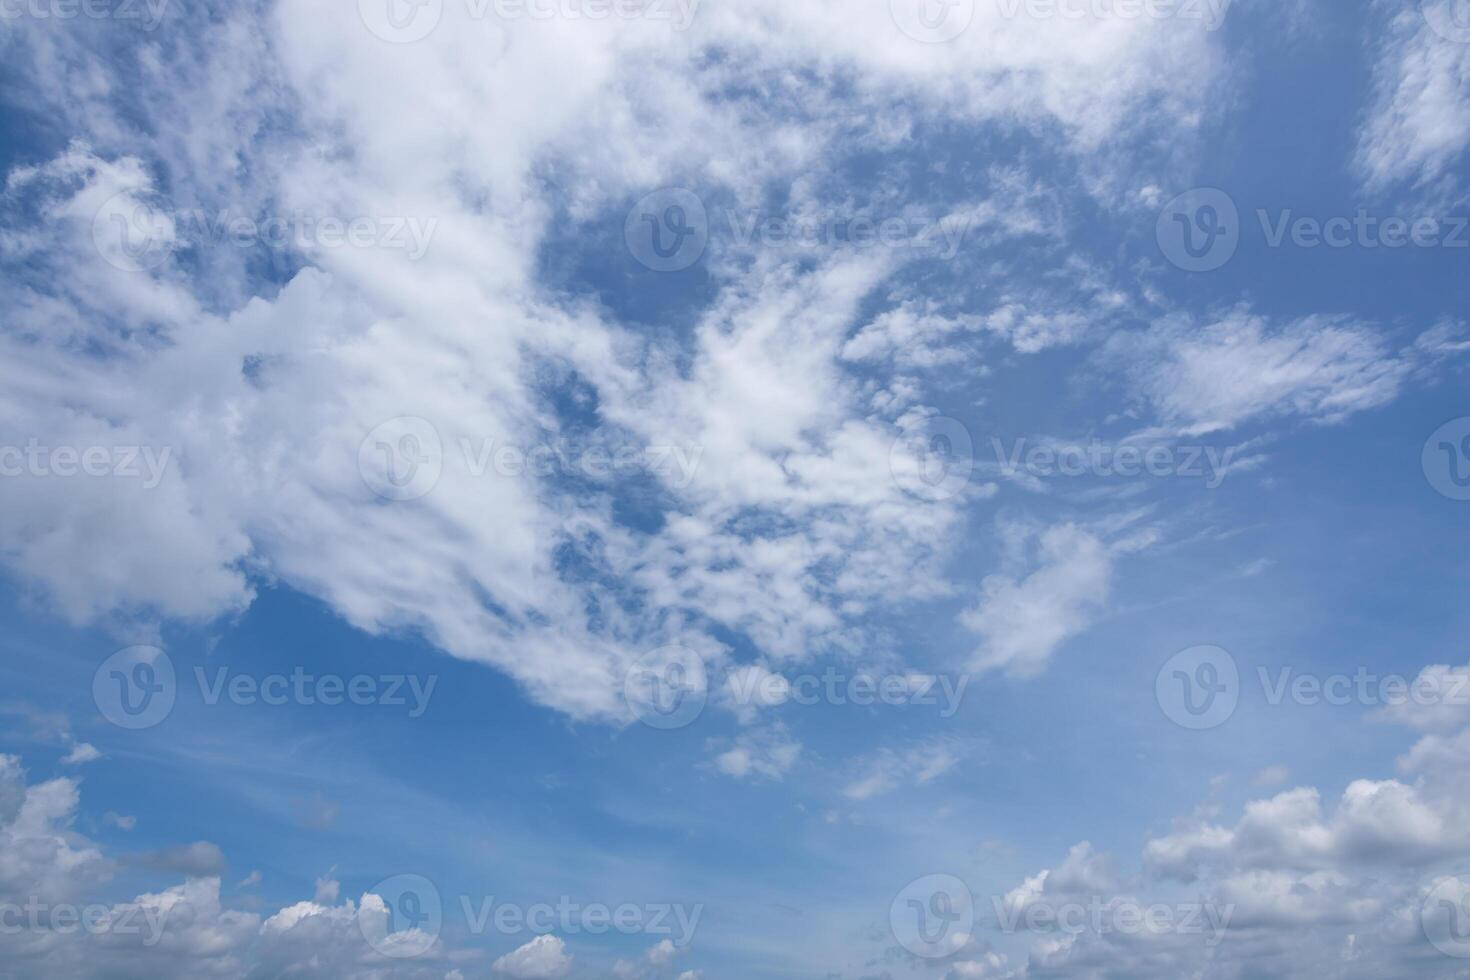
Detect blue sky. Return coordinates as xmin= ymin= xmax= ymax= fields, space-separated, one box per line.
xmin=1 ymin=0 xmax=1470 ymax=977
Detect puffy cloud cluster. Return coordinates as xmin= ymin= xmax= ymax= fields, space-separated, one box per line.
xmin=0 ymin=755 xmax=469 ymax=978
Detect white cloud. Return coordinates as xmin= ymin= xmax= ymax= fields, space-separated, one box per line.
xmin=1106 ymin=311 xmax=1411 ymax=437
xmin=60 ymin=742 xmax=101 ymax=766
xmin=492 ymin=935 xmax=573 ymax=979
xmin=711 ymin=724 xmax=801 ymax=781
xmin=0 ymin=0 xmax=1235 ymax=725
xmin=1358 ymin=1 xmax=1470 ymax=194
xmin=842 ymin=738 xmax=969 ymax=800
xmin=960 ymin=523 xmax=1113 ymax=677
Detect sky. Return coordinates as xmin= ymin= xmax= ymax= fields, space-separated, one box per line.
xmin=1 ymin=0 xmax=1469 ymax=977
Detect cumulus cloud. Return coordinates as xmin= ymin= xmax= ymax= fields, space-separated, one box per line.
xmin=492 ymin=934 xmax=573 ymax=979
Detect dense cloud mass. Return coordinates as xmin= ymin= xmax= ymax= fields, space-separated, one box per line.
xmin=2 ymin=0 xmax=1469 ymax=976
